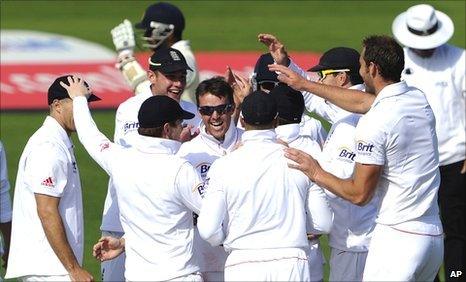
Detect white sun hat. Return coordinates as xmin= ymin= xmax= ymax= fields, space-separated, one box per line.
xmin=392 ymin=4 xmax=454 ymax=50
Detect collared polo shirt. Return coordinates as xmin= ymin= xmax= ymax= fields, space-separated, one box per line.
xmin=73 ymin=97 xmax=203 ymax=281
xmin=354 ymin=81 xmax=442 ymax=235
xmin=198 ymin=130 xmax=324 ymax=251
xmin=6 ymin=116 xmax=83 ymax=278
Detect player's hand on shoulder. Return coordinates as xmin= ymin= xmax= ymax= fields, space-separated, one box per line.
xmin=69 ymin=266 xmax=94 ymax=282
xmin=60 ymin=76 xmax=90 ymax=99
xmin=179 ymin=125 xmax=199 ymax=143
xmin=111 ymin=19 xmax=135 ymax=54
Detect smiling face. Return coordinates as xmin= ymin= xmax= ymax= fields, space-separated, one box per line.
xmin=198 ymin=92 xmax=234 ymax=142
xmin=148 ymin=70 xmax=187 ymax=102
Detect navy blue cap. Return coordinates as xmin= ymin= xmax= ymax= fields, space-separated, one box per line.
xmin=149 ymin=47 xmax=193 ymax=73
xmin=48 ymin=76 xmax=100 ymax=105
xmin=254 ymin=53 xmax=278 ymax=82
xmin=135 ymin=2 xmax=185 ymax=35
xmin=241 ymin=90 xmax=278 ymax=126
xmin=138 ymin=95 xmax=194 ymax=128
xmin=269 ymin=83 xmax=304 ymax=123
xmin=308 ymin=47 xmax=361 ymax=72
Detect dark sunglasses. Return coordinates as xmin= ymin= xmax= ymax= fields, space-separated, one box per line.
xmin=198 ymin=104 xmax=233 ymax=116
xmin=258 ymin=80 xmax=280 ymax=91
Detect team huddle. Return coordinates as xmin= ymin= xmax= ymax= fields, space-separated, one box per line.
xmin=1 ymin=2 xmax=465 ymax=282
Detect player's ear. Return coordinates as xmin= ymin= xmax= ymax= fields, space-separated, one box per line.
xmin=162 ymin=122 xmax=171 ymax=138
xmin=147 ymin=70 xmax=156 ymax=82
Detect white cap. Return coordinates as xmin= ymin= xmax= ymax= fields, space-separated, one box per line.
xmin=392 ymin=4 xmax=454 ymax=50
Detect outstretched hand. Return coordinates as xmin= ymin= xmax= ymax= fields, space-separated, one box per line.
xmin=284 ymin=147 xmax=322 ymax=182
xmin=59 ymin=76 xmax=90 ymax=99
xmin=258 ymin=33 xmax=288 ymax=65
xmin=225 ymin=66 xmax=252 ymax=106
xmin=111 ymin=19 xmax=136 ymax=54
xmin=92 ymin=236 xmax=125 ymax=262
xmin=268 ymin=64 xmax=309 ymax=91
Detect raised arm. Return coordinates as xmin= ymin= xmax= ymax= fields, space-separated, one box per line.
xmin=269 ymin=64 xmax=374 ymax=114
xmin=60 ymin=76 xmax=116 ymax=175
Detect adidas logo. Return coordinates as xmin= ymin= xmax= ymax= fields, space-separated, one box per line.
xmin=41 ymin=177 xmax=54 ymax=187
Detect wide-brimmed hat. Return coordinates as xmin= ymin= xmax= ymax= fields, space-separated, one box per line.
xmin=392 ymin=4 xmax=454 ymax=50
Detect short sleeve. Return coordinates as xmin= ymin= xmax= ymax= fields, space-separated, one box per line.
xmin=354 ymin=115 xmax=386 ymax=166
xmin=26 ymin=142 xmax=69 ymax=197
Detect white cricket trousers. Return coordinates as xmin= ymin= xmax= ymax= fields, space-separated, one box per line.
xmin=101 ymin=230 xmax=125 ymax=281
xmin=307 ymin=239 xmax=324 ymax=281
xmin=363 ymin=223 xmax=443 ymax=281
xmin=224 ymin=248 xmax=310 ymax=281
xmin=329 ymin=248 xmax=367 ymax=281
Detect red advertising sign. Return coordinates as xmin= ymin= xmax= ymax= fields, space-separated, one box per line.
xmin=1 ymin=31 xmax=320 ymax=110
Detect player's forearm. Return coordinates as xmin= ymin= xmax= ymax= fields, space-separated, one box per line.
xmin=314 ymin=169 xmax=369 ymax=206
xmin=302 ymin=81 xmax=374 ymax=114
xmin=73 ymin=97 xmax=112 ymax=174
xmin=306 ymin=185 xmax=333 ymax=234
xmin=37 ymin=204 xmax=80 ymax=272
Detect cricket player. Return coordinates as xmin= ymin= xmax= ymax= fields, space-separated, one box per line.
xmin=0 ymin=140 xmax=12 ymax=279
xmin=250 ymin=53 xmax=328 ymax=147
xmin=100 ymin=47 xmax=201 ymax=281
xmin=6 ymin=76 xmax=100 ymax=281
xmin=111 ymin=2 xmax=199 ymax=102
xmin=63 ymin=76 xmax=204 ymax=281
xmin=177 ymin=77 xmax=243 ymax=281
xmin=392 ymin=5 xmax=466 ymax=278
xmin=198 ymin=91 xmax=332 ymax=281
xmin=271 ymin=84 xmax=333 ymax=281
xmin=261 ymin=33 xmax=379 ymax=281
xmin=272 ymin=35 xmax=444 ymax=281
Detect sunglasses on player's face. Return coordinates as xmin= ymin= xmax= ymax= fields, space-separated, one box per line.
xmin=317 ymin=69 xmax=350 ymax=81
xmin=198 ymin=104 xmax=234 ymax=116
xmin=258 ymin=80 xmax=280 ymax=92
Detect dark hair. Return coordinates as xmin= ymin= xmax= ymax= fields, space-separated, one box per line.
xmin=137 ymin=120 xmax=179 ymax=138
xmin=362 ymin=35 xmax=404 ymax=82
xmin=195 ymin=76 xmax=234 ymax=106
xmin=348 ymin=70 xmax=364 ymax=85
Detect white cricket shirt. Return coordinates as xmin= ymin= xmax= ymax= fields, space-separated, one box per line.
xmin=73 ymin=97 xmax=203 ymax=281
xmin=320 ymin=114 xmax=379 ymax=252
xmin=0 ymin=141 xmax=12 ymax=224
xmin=198 ymin=130 xmax=327 ymax=251
xmin=6 ymin=117 xmax=83 ymax=278
xmin=0 ymin=140 xmax=12 ymax=257
xmin=177 ymin=122 xmax=242 ymax=273
xmin=354 ymin=81 xmax=443 ymax=235
xmin=402 ymin=45 xmax=466 ymax=166
xmin=101 ymin=86 xmax=201 ymax=233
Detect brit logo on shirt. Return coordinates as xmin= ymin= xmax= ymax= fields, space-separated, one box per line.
xmin=337 ymin=147 xmax=356 ymax=163
xmin=196 ymin=162 xmax=211 ymax=179
xmin=194 ymin=182 xmax=206 ymax=198
xmin=356 ymin=140 xmax=374 ymax=156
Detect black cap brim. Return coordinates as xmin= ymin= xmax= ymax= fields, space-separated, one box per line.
xmin=87 ymin=94 xmax=101 ymax=103
xmin=181 ymin=109 xmax=195 ymax=120
xmin=307 ymin=64 xmax=328 ymax=72
xmin=155 ymin=64 xmax=193 ymax=74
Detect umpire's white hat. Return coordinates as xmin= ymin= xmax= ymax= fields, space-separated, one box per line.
xmin=392 ymin=4 xmax=454 ymax=50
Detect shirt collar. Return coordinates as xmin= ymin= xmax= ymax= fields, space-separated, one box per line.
xmin=133 ymin=135 xmax=181 ymax=155
xmin=43 ymin=116 xmax=73 ymax=149
xmin=241 ymin=129 xmax=277 ymax=143
xmin=275 ymin=123 xmax=300 ymax=143
xmin=371 ymin=81 xmax=409 ymax=108
xmin=199 ymin=121 xmax=240 ymax=149
xmin=171 ymin=40 xmax=191 ymax=50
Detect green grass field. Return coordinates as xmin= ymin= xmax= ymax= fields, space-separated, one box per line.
xmin=1 ymin=0 xmax=464 ymax=280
